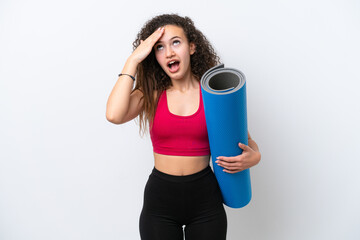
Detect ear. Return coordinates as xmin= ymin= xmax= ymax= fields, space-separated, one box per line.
xmin=190 ymin=42 xmax=196 ymax=55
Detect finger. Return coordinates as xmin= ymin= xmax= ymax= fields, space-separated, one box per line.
xmin=218 ymin=163 xmax=240 ymax=170
xmin=216 ymin=156 xmax=236 ymax=163
xmin=223 ymin=168 xmax=242 ymax=174
xmin=238 ymin=142 xmax=251 ymax=152
xmin=148 ymin=26 xmax=165 ymax=44
xmin=217 ymin=159 xmax=243 ymax=169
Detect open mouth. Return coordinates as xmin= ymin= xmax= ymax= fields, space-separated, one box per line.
xmin=167 ymin=60 xmax=180 ymax=73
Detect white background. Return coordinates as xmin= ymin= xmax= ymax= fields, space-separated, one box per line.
xmin=1 ymin=0 xmax=359 ymax=239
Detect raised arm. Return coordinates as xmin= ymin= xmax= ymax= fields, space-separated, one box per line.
xmin=106 ymin=27 xmax=165 ymax=124
xmin=106 ymin=58 xmax=142 ymax=124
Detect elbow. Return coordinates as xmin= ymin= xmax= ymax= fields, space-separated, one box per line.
xmin=255 ymin=151 xmax=261 ymax=166
xmin=106 ymin=112 xmax=124 ymax=124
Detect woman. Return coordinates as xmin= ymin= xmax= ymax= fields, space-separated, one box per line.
xmin=106 ymin=14 xmax=261 ymax=240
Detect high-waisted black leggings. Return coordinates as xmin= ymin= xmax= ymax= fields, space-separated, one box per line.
xmin=139 ymin=165 xmax=227 ymax=240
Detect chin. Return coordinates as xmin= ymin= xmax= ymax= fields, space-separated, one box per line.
xmin=169 ymin=69 xmax=191 ymax=81
xmin=169 ymin=73 xmax=186 ymax=81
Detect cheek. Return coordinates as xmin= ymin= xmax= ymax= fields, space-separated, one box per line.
xmin=154 ymin=52 xmax=161 ymax=64
xmin=180 ymin=50 xmax=191 ymax=63
xmin=155 ymin=51 xmax=167 ymax=65
xmin=154 ymin=52 xmax=168 ymax=71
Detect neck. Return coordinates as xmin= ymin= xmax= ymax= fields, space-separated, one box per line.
xmin=170 ymin=71 xmax=198 ymax=93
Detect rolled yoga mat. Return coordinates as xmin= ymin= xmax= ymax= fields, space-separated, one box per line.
xmin=200 ymin=64 xmax=251 ymax=208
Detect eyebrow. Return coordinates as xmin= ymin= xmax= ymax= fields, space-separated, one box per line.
xmin=155 ymin=36 xmax=181 ymax=44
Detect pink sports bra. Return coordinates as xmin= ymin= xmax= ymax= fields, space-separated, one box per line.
xmin=149 ymin=82 xmax=211 ymax=156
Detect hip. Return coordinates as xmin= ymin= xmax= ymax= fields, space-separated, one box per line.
xmin=142 ymin=165 xmax=224 ymax=217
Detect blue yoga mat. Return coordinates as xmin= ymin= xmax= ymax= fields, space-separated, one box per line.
xmin=200 ymin=64 xmax=251 ymax=208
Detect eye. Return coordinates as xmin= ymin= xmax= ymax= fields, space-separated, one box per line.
xmin=156 ymin=45 xmax=163 ymax=51
xmin=173 ymin=40 xmax=180 ymax=46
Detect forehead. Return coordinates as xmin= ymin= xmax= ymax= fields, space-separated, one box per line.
xmin=158 ymin=25 xmax=187 ymax=42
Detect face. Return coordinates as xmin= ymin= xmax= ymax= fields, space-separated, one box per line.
xmin=154 ymin=25 xmax=196 ymax=80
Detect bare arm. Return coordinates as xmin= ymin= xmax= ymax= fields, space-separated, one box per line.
xmin=106 ymin=58 xmax=142 ymax=124
xmin=106 ymin=27 xmax=165 ymax=124
xmin=248 ymin=132 xmax=260 ymax=154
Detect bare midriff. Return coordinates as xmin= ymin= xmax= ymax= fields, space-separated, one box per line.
xmin=153 ymin=152 xmax=210 ymax=176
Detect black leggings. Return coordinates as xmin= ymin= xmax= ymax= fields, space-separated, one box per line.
xmin=139 ymin=165 xmax=227 ymax=240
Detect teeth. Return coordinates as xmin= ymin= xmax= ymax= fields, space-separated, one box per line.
xmin=169 ymin=60 xmax=176 ymax=65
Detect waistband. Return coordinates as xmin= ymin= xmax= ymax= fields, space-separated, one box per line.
xmin=151 ymin=165 xmax=212 ymax=183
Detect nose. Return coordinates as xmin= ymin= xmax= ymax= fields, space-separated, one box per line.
xmin=165 ymin=46 xmax=175 ymax=58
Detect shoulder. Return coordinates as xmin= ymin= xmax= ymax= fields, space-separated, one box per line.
xmin=153 ymin=89 xmax=159 ymax=102
xmin=154 ymin=89 xmax=166 ymax=101
xmin=131 ymin=88 xmax=144 ymax=103
xmin=135 ymin=88 xmax=165 ymax=103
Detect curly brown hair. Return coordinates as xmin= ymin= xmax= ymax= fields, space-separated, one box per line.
xmin=132 ymin=13 xmax=221 ymax=137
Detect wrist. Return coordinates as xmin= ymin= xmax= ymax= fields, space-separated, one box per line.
xmin=120 ymin=57 xmax=138 ymax=78
xmin=127 ymin=55 xmax=141 ymax=66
